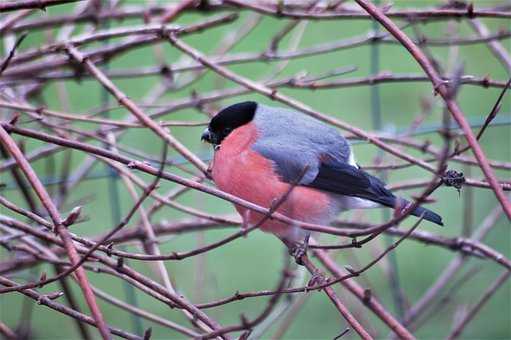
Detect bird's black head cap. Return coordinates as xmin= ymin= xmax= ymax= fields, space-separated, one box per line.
xmin=202 ymin=101 xmax=257 ymax=145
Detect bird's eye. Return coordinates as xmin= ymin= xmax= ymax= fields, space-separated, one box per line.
xmin=223 ymin=127 xmax=232 ymax=135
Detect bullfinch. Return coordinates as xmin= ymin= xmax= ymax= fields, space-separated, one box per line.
xmin=201 ymin=101 xmax=443 ymax=257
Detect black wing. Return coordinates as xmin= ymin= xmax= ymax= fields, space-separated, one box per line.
xmin=306 ymin=163 xmax=443 ymax=226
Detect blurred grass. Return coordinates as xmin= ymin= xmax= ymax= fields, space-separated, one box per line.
xmin=1 ymin=1 xmax=510 ymax=339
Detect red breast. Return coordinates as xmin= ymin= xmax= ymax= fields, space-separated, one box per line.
xmin=211 ymin=122 xmax=334 ymax=240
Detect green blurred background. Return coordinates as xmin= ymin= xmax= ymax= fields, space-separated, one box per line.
xmin=1 ymin=1 xmax=510 ymax=339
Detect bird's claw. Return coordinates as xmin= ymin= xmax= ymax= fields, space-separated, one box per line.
xmin=288 ymin=234 xmax=311 ymax=266
xmin=289 ymin=243 xmax=307 ymax=265
xmin=307 ymin=271 xmax=325 ymax=288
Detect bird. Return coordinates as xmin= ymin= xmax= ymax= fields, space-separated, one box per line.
xmin=201 ymin=101 xmax=443 ymax=260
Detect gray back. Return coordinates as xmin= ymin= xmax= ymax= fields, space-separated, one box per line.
xmin=252 ymin=104 xmax=351 ymax=184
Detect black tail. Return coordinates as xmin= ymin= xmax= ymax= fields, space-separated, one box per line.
xmin=352 ymin=169 xmax=444 ymax=226
xmin=409 ymin=203 xmax=443 ymax=226
xmin=308 ymin=163 xmax=444 ymax=226
xmin=375 ymin=196 xmax=443 ymax=226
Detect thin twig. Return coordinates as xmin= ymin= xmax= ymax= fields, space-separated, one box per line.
xmin=0 ymin=126 xmax=112 ymax=340
xmin=447 ymin=271 xmax=511 ymax=339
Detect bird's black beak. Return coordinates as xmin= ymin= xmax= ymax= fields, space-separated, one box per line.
xmin=201 ymin=128 xmax=212 ymax=144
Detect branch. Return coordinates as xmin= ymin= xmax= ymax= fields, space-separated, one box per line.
xmin=354 ymin=0 xmax=511 ymax=218
xmin=0 ymin=32 xmax=27 ymax=75
xmin=0 ymin=126 xmax=111 ymax=340
xmin=0 ymin=276 xmax=140 ymax=340
xmin=224 ymin=1 xmax=511 ymax=20
xmin=447 ymin=271 xmax=511 ymax=339
xmin=300 ymin=255 xmax=374 ymax=340
xmin=64 ymin=44 xmax=208 ymax=174
xmin=0 ymin=0 xmax=82 ymax=12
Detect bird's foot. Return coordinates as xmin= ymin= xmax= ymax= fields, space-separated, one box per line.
xmin=289 ymin=243 xmax=306 ymax=265
xmin=307 ymin=270 xmax=325 ymax=288
xmin=288 ymin=234 xmax=310 ymax=266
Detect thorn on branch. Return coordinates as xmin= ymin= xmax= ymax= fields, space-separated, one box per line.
xmin=381 ymin=3 xmax=393 ymax=12
xmin=482 ymin=75 xmax=491 ymax=88
xmin=143 ymin=327 xmax=152 ymax=340
xmin=420 ymin=140 xmax=431 ymax=153
xmin=239 ymin=329 xmax=252 ymax=340
xmin=170 ymin=251 xmax=182 ymax=260
xmin=197 ymin=0 xmax=212 ymax=11
xmin=46 ymin=291 xmax=64 ymax=300
xmin=240 ymin=313 xmax=250 ymax=329
xmin=334 ymin=328 xmax=351 ymax=340
xmin=61 ymin=206 xmax=82 ymax=227
xmin=449 ymin=237 xmax=464 ymax=251
xmin=439 ymin=127 xmax=456 ymax=140
xmin=8 ymin=112 xmax=20 ymax=126
xmin=363 ymin=289 xmax=372 ymax=304
xmin=159 ymin=64 xmax=173 ymax=79
xmin=276 ymin=0 xmax=284 ymax=17
xmin=106 ymin=242 xmax=114 ymax=256
xmin=270 ymin=89 xmax=278 ymax=100
xmin=35 ymin=106 xmax=45 ymax=118
xmin=116 ymin=257 xmax=124 ymax=269
xmin=351 ymin=238 xmax=361 ymax=248
xmin=344 ymin=265 xmax=357 ymax=275
xmin=433 ymin=80 xmax=448 ymax=96
xmin=205 ymin=164 xmax=213 ymax=180
xmin=38 ymin=272 xmax=47 ymax=288
xmin=467 ymin=3 xmax=475 ymax=18
xmin=62 ymin=46 xmax=87 ymax=81
xmin=36 ymin=295 xmax=47 ymax=305
xmin=191 ymin=311 xmax=198 ymax=322
xmin=417 ymin=34 xmax=427 ymax=45
xmin=0 ymin=32 xmax=28 ymax=76
xmin=0 ymin=240 xmax=12 ymax=251
xmin=307 ymin=269 xmax=325 ymax=289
